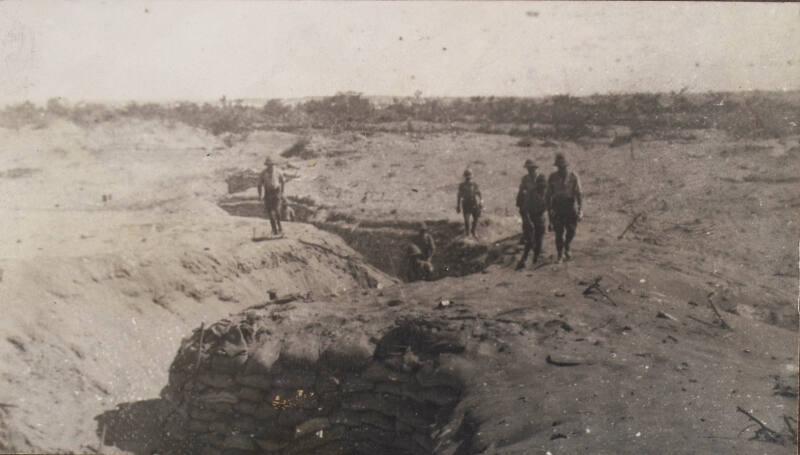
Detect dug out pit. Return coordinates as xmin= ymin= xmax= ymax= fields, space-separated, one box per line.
xmin=160 ymin=307 xmax=476 ymax=455
xmin=218 ymin=194 xmax=507 ymax=281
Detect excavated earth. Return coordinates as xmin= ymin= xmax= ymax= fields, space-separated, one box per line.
xmin=150 ymin=244 xmax=798 ymax=455
xmin=0 ymin=119 xmax=798 ymax=454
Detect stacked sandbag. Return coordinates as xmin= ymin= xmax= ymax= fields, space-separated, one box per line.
xmin=162 ymin=312 xmax=466 ymax=455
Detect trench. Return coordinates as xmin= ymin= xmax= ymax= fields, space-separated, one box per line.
xmin=162 ymin=315 xmax=469 ymax=455
xmin=218 ymin=195 xmax=504 ymax=281
xmin=135 ymin=185 xmax=505 ymax=455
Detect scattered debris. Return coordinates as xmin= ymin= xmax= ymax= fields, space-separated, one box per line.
xmin=783 ymin=416 xmax=798 ymax=443
xmin=736 ymin=406 xmax=788 ymax=445
xmin=251 ymin=228 xmax=285 ymax=242
xmin=687 ymin=315 xmax=716 ymax=328
xmin=245 ymin=294 xmax=302 ymax=311
xmin=582 ymin=276 xmax=617 ymax=306
xmin=438 ymin=300 xmax=453 ymax=308
xmin=706 ymin=292 xmax=732 ymax=330
xmin=546 ymin=354 xmax=583 ymax=367
xmin=544 ymin=319 xmax=573 ymax=332
xmin=656 ymin=311 xmax=679 ymax=322
xmin=772 ymin=375 xmax=799 ymax=398
xmin=516 ymin=137 xmax=533 ymax=147
xmin=618 ymin=213 xmax=643 ymax=240
xmin=298 ymin=239 xmax=358 ymax=262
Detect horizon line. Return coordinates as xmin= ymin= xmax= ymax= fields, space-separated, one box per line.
xmin=3 ymin=87 xmax=800 ymax=108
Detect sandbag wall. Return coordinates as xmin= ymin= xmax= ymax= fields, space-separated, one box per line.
xmin=162 ymin=311 xmax=466 ymax=455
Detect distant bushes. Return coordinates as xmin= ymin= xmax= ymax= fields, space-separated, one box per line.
xmin=713 ymin=97 xmax=798 ymax=139
xmin=280 ymin=136 xmax=314 ymax=159
xmin=1 ymin=91 xmax=797 ymax=139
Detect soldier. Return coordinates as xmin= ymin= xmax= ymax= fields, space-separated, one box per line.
xmin=516 ymin=159 xmax=549 ymax=269
xmin=547 ymin=152 xmax=583 ymax=263
xmin=257 ymin=157 xmax=286 ymax=236
xmin=406 ymin=243 xmax=424 ymax=282
xmin=456 ymin=169 xmax=483 ymax=238
xmin=280 ymin=197 xmax=295 ymax=222
xmin=406 ymin=224 xmax=435 ymax=281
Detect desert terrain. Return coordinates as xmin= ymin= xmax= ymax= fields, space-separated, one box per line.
xmin=0 ymin=94 xmax=797 ymax=454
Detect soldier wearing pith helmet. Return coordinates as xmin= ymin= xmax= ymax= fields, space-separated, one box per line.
xmin=547 ymin=152 xmax=583 ymax=263
xmin=456 ymin=168 xmax=483 ymax=238
xmin=516 ymin=159 xmax=549 ymax=268
xmin=258 ymin=157 xmax=286 ymax=236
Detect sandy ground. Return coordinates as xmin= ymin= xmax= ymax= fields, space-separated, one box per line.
xmin=0 ymin=118 xmax=797 ymax=453
xmin=163 ymin=253 xmax=797 ymax=454
xmin=0 ymin=120 xmax=390 ymax=452
xmin=286 ymin=129 xmax=799 ymax=328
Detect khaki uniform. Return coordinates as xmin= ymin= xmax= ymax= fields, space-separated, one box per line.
xmin=547 ymin=170 xmax=582 ymax=258
xmin=280 ymin=199 xmax=295 ymax=221
xmin=418 ymin=232 xmax=435 ymax=262
xmin=258 ymin=168 xmax=285 ymax=235
xmin=457 ymin=181 xmax=482 ymax=237
xmin=406 ymin=240 xmax=434 ymax=282
xmin=516 ymin=172 xmax=548 ymax=264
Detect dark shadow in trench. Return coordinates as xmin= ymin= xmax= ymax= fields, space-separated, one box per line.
xmin=217 ymin=195 xmax=510 ymax=282
xmin=95 ymin=399 xmax=187 ymax=455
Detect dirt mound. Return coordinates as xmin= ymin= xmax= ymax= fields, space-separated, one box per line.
xmin=2 ymin=117 xmax=797 ymax=454
xmin=140 ymin=252 xmax=796 ymax=454
xmin=0 ymin=214 xmax=391 ymax=453
xmin=265 ymin=130 xmax=798 ymax=327
xmin=158 ymin=309 xmax=466 ymax=455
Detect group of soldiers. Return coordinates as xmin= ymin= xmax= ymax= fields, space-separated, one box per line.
xmin=408 ymin=151 xmax=583 ymax=280
xmin=256 ymin=151 xmax=582 ymax=281
xmin=514 ymin=152 xmax=583 ymax=268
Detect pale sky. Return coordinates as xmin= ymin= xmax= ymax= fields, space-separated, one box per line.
xmin=0 ymin=1 xmax=798 ymax=103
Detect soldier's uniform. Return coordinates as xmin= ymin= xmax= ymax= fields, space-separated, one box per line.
xmin=258 ymin=159 xmax=285 ymax=236
xmin=406 ymin=243 xmax=424 ymax=282
xmin=418 ymin=230 xmax=435 ymax=263
xmin=547 ymin=153 xmax=583 ymax=262
xmin=407 ymin=225 xmax=435 ymax=281
xmin=516 ymin=160 xmax=548 ymax=268
xmin=457 ymin=169 xmax=482 ymax=238
xmin=406 ymin=233 xmax=434 ymax=282
xmin=280 ymin=197 xmax=295 ymax=222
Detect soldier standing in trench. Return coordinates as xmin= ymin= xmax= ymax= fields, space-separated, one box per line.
xmin=456 ymin=169 xmax=483 ymax=238
xmin=406 ymin=223 xmax=435 ymax=281
xmin=516 ymin=159 xmax=549 ymax=269
xmin=257 ymin=157 xmax=286 ymax=236
xmin=547 ymin=152 xmax=583 ymax=263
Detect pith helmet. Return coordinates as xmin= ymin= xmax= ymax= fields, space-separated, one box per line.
xmin=463 ymin=168 xmax=473 ymax=177
xmin=264 ymin=157 xmax=274 ymax=166
xmin=419 ymin=222 xmax=429 ymax=232
xmin=554 ymin=153 xmax=568 ymax=166
xmin=524 ymin=159 xmax=538 ymax=169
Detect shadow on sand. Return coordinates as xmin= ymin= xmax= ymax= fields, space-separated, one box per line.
xmin=95 ymin=399 xmax=187 ymax=455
